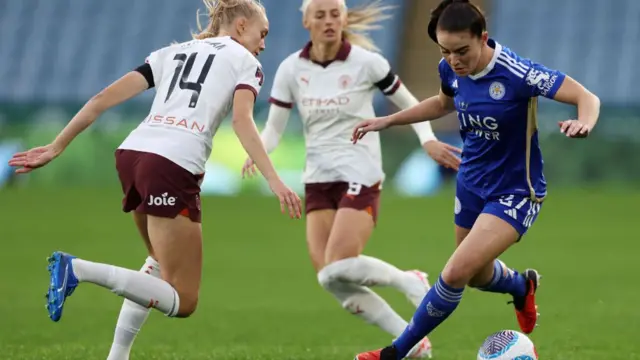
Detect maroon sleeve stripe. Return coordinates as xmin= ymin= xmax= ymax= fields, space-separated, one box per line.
xmin=268 ymin=97 xmax=293 ymax=109
xmin=235 ymin=84 xmax=258 ymax=101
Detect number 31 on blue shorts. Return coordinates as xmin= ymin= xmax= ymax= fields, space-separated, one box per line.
xmin=454 ymin=183 xmax=542 ymax=237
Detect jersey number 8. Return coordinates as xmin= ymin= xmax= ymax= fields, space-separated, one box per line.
xmin=165 ymin=52 xmax=215 ymax=108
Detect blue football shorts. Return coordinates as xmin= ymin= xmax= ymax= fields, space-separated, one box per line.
xmin=454 ymin=181 xmax=542 ymax=237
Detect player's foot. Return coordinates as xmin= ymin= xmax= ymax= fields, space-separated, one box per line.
xmin=406 ymin=336 xmax=432 ymax=359
xmin=354 ymin=345 xmax=397 ymax=360
xmin=46 ymin=251 xmax=79 ymax=322
xmin=509 ymin=268 xmax=540 ymax=334
xmin=404 ymin=270 xmax=430 ymax=308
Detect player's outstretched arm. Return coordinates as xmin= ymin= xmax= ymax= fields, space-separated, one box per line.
xmin=552 ymin=76 xmax=601 ymax=138
xmin=386 ymin=84 xmax=462 ymax=170
xmin=52 ymin=71 xmax=150 ymax=151
xmin=387 ymin=89 xmax=455 ymax=127
xmin=352 ymin=90 xmax=454 ymax=142
xmin=8 ymin=71 xmax=149 ymax=173
xmin=232 ymin=89 xmax=302 ymax=218
xmin=241 ymin=104 xmax=290 ymax=178
xmin=232 ymin=89 xmax=282 ymax=182
xmin=386 ymin=83 xmax=437 ymax=143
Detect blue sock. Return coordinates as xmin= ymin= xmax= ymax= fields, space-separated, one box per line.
xmin=477 ymin=260 xmax=526 ymax=297
xmin=392 ymin=276 xmax=464 ymax=359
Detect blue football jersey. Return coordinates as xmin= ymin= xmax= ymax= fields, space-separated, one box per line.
xmin=439 ymin=39 xmax=566 ymax=201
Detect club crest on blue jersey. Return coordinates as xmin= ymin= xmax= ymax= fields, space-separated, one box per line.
xmin=489 ymin=81 xmax=506 ymax=100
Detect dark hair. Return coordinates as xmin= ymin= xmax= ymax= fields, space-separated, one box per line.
xmin=427 ymin=0 xmax=486 ymax=44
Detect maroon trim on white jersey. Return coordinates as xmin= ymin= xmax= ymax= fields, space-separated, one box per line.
xmin=299 ymin=39 xmax=352 ymax=68
xmin=235 ymin=84 xmax=257 ymax=100
xmin=269 ymin=97 xmax=293 ymax=109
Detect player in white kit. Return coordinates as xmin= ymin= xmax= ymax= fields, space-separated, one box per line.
xmin=241 ymin=0 xmax=461 ymax=358
xmin=8 ymin=0 xmax=301 ymax=357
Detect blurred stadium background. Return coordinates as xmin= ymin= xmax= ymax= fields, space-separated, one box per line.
xmin=1 ymin=0 xmax=639 ymax=359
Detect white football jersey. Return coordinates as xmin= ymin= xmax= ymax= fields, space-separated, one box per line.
xmin=118 ymin=36 xmax=264 ymax=174
xmin=268 ymin=41 xmax=401 ymax=187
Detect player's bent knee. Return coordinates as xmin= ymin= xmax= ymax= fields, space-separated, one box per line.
xmin=169 ymin=279 xmax=200 ymax=318
xmin=317 ymin=257 xmax=359 ymax=290
xmin=317 ymin=262 xmax=341 ymax=290
xmin=441 ymin=262 xmax=475 ymax=288
xmin=317 ymin=261 xmax=372 ymax=314
xmin=175 ymin=293 xmax=199 ymax=318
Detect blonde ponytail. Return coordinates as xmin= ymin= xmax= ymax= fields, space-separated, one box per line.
xmin=192 ymin=0 xmax=265 ymax=40
xmin=343 ymin=1 xmax=393 ymax=52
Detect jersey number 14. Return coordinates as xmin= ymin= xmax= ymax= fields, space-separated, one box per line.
xmin=165 ymin=52 xmax=215 ymax=108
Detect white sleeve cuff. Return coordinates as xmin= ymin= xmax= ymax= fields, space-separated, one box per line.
xmin=261 ymin=104 xmax=291 ymax=153
xmin=411 ymin=122 xmax=437 ymax=145
xmin=387 ymin=83 xmax=437 ymax=144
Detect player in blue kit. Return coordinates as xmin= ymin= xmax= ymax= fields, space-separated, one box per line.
xmin=350 ymin=0 xmax=600 ymax=359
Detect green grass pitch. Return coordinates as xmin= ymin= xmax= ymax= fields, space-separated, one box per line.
xmin=1 ymin=186 xmax=638 ymax=359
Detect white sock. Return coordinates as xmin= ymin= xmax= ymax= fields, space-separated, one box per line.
xmin=71 ymin=258 xmax=179 ymax=316
xmin=339 ymin=255 xmax=428 ymax=301
xmin=318 ymin=261 xmax=408 ymax=337
xmin=107 ymin=257 xmax=161 ymax=360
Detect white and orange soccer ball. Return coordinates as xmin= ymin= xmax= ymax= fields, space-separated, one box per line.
xmin=477 ymin=330 xmax=538 ymax=360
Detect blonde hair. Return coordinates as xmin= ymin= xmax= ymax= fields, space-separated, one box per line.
xmin=193 ymin=0 xmax=265 ymax=40
xmin=301 ymin=0 xmax=393 ymax=52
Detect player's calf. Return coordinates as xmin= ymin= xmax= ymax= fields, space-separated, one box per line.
xmin=45 ymin=252 xmax=183 ymax=322
xmin=469 ymin=259 xmax=527 ymax=297
xmin=391 ymin=275 xmax=464 ymax=359
xmin=159 ymin=269 xmax=199 ymax=318
xmin=318 ymin=258 xmax=409 ymax=337
xmin=174 ymin=293 xmax=199 ymax=317
xmin=145 ymin=214 xmax=202 ymax=317
xmin=321 ymin=255 xmax=429 ymax=300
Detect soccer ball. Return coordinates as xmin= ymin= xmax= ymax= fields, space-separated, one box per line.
xmin=477 ymin=330 xmax=538 ymax=360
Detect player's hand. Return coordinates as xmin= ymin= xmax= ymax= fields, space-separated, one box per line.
xmin=352 ymin=117 xmax=392 ymax=143
xmin=8 ymin=144 xmax=62 ymax=174
xmin=423 ymin=140 xmax=462 ymax=171
xmin=268 ymin=178 xmax=302 ymax=219
xmin=558 ymin=120 xmax=592 ymax=138
xmin=241 ymin=157 xmax=258 ymax=178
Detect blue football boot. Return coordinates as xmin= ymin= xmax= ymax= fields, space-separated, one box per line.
xmin=46 ymin=251 xmax=79 ymax=322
